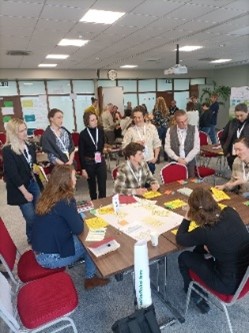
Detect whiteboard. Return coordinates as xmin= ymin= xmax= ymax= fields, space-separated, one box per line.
xmin=102 ymin=86 xmax=124 ymax=115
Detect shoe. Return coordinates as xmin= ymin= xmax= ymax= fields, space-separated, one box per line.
xmin=194 ymin=298 xmax=210 ymax=314
xmin=84 ymin=276 xmax=110 ymax=290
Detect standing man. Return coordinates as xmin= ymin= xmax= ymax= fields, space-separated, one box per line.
xmin=169 ymin=100 xmax=179 ymax=116
xmin=101 ymin=103 xmax=115 ymax=144
xmin=209 ymin=94 xmax=219 ymax=144
xmin=165 ymin=110 xmax=200 ymax=178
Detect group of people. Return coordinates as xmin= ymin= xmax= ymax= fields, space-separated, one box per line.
xmin=2 ymin=97 xmax=249 ymax=312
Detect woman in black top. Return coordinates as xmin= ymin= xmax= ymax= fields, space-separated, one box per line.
xmin=220 ymin=103 xmax=249 ymax=169
xmin=79 ymin=112 xmax=107 ymax=200
xmin=3 ymin=118 xmax=41 ymax=244
xmin=176 ymin=187 xmax=249 ymax=313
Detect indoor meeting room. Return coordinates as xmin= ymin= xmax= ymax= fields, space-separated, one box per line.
xmin=0 ymin=1 xmax=249 ymax=333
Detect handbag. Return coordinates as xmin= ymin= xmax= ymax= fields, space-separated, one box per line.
xmin=111 ymin=304 xmax=161 ymax=333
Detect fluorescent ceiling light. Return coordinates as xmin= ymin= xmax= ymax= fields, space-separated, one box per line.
xmin=120 ymin=65 xmax=138 ymax=68
xmin=58 ymin=39 xmax=89 ymax=47
xmin=38 ymin=64 xmax=57 ymax=67
xmin=210 ymin=59 xmax=232 ymax=63
xmin=178 ymin=46 xmax=203 ymax=52
xmin=80 ymin=9 xmax=125 ymax=24
xmin=46 ymin=54 xmax=69 ymax=59
xmin=23 ymin=82 xmax=33 ymax=85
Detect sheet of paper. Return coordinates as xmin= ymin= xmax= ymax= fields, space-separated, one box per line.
xmin=171 ymin=221 xmax=198 ymax=235
xmin=143 ymin=191 xmax=161 ymax=199
xmin=85 ymin=217 xmax=108 ymax=230
xmin=164 ymin=199 xmax=187 ymax=210
xmin=211 ymin=187 xmax=230 ymax=201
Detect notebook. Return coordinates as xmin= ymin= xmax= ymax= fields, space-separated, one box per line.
xmin=87 ymin=238 xmax=120 ymax=257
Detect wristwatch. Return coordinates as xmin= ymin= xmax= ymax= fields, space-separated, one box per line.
xmin=107 ymin=69 xmax=118 ymax=81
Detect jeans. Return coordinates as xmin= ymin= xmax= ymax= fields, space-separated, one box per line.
xmin=19 ymin=179 xmax=41 ymax=243
xmin=200 ymin=127 xmax=211 ymax=137
xmin=209 ymin=125 xmax=217 ymax=144
xmin=147 ymin=162 xmax=156 ymax=174
xmin=35 ymin=236 xmax=96 ymax=278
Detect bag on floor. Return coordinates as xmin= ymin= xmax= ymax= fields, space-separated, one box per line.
xmin=111 ymin=304 xmax=161 ymax=333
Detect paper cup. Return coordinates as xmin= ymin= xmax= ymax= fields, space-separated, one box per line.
xmin=150 ymin=232 xmax=158 ymax=247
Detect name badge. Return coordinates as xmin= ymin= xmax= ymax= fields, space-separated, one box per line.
xmin=143 ymin=145 xmax=149 ymax=159
xmin=95 ymin=152 xmax=102 ymax=163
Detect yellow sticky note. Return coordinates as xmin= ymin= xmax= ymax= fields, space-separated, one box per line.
xmin=85 ymin=217 xmax=108 ymax=230
xmin=143 ymin=191 xmax=161 ymax=199
xmin=211 ymin=187 xmax=230 ymax=202
xmin=22 ymin=100 xmax=33 ymax=108
xmin=97 ymin=205 xmax=114 ymax=215
xmin=164 ymin=199 xmax=187 ymax=210
xmin=171 ymin=221 xmax=198 ymax=235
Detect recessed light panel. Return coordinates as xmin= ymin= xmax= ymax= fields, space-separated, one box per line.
xmin=58 ymin=39 xmax=89 ymax=47
xmin=38 ymin=64 xmax=57 ymax=67
xmin=210 ymin=59 xmax=232 ymax=63
xmin=80 ymin=9 xmax=125 ymax=24
xmin=46 ymin=54 xmax=69 ymax=59
xmin=178 ymin=46 xmax=203 ymax=52
xmin=120 ymin=65 xmax=138 ymax=68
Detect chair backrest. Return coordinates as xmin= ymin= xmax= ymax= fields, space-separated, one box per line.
xmin=0 ymin=217 xmax=17 ymax=271
xmin=0 ymin=132 xmax=7 ymax=146
xmin=33 ymin=128 xmax=44 ymax=136
xmin=199 ymin=131 xmax=209 ymax=146
xmin=160 ymin=162 xmax=188 ymax=184
xmin=112 ymin=167 xmax=119 ymax=181
xmin=217 ymin=129 xmax=224 ymax=144
xmin=71 ymin=132 xmax=80 ymax=147
xmin=0 ymin=272 xmax=20 ymax=331
xmin=231 ymin=266 xmax=249 ymax=304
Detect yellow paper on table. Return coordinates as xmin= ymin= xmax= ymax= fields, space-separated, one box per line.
xmin=85 ymin=217 xmax=108 ymax=230
xmin=97 ymin=205 xmax=114 ymax=215
xmin=171 ymin=221 xmax=198 ymax=235
xmin=218 ymin=203 xmax=227 ymax=210
xmin=143 ymin=191 xmax=161 ymax=199
xmin=211 ymin=187 xmax=230 ymax=202
xmin=164 ymin=199 xmax=187 ymax=210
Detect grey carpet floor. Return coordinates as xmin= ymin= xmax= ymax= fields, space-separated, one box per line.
xmin=1 ymin=157 xmax=249 ymax=333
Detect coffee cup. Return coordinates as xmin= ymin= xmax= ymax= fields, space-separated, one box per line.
xmin=150 ymin=232 xmax=158 ymax=247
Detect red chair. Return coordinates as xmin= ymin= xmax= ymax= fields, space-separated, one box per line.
xmin=0 ymin=217 xmax=64 ymax=287
xmin=0 ymin=271 xmax=78 ymax=333
xmin=111 ymin=166 xmax=119 ymax=181
xmin=185 ymin=267 xmax=249 ymax=333
xmin=217 ymin=129 xmax=224 ymax=144
xmin=199 ymin=131 xmax=220 ymax=166
xmin=195 ymin=165 xmax=216 ymax=184
xmin=33 ymin=128 xmax=44 ymax=136
xmin=160 ymin=162 xmax=188 ymax=184
xmin=0 ymin=132 xmax=6 ymax=145
xmin=71 ymin=132 xmax=80 ymax=147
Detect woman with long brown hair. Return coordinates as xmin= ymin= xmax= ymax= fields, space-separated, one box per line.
xmin=176 ymin=187 xmax=249 ymax=313
xmin=32 ymin=165 xmax=109 ymax=289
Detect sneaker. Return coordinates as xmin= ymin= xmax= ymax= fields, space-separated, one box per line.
xmin=84 ymin=276 xmax=110 ymax=290
xmin=194 ymin=298 xmax=210 ymax=314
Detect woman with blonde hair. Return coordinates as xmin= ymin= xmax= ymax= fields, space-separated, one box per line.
xmin=32 ymin=165 xmax=109 ymax=290
xmin=2 ymin=118 xmax=41 ymax=244
xmin=153 ymin=96 xmax=170 ymax=161
xmin=176 ymin=187 xmax=249 ymax=314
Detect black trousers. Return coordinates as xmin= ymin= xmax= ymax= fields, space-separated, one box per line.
xmin=85 ymin=160 xmax=107 ymax=200
xmin=178 ymin=246 xmax=238 ymax=295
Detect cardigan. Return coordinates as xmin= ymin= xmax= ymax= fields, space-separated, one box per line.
xmin=3 ymin=143 xmax=37 ymax=205
xmin=32 ymin=199 xmax=83 ymax=258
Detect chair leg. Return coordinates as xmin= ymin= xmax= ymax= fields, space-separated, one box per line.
xmin=222 ymin=304 xmax=233 ymax=333
xmin=185 ymin=283 xmax=193 ymax=317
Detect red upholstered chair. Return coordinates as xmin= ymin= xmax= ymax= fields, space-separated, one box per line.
xmin=71 ymin=132 xmax=80 ymax=147
xmin=111 ymin=166 xmax=119 ymax=181
xmin=199 ymin=130 xmax=220 ymax=166
xmin=185 ymin=267 xmax=249 ymax=333
xmin=0 ymin=271 xmax=78 ymax=333
xmin=33 ymin=128 xmax=44 ymax=136
xmin=0 ymin=132 xmax=7 ymax=145
xmin=160 ymin=162 xmax=188 ymax=184
xmin=217 ymin=129 xmax=224 ymax=144
xmin=0 ymin=217 xmax=64 ymax=287
xmin=195 ymin=165 xmax=216 ymax=185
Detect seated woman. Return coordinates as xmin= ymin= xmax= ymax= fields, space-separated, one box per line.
xmin=114 ymin=142 xmax=159 ymax=196
xmin=216 ymin=137 xmax=249 ymax=198
xmin=176 ymin=187 xmax=249 ymax=314
xmin=32 ymin=165 xmax=109 ymax=290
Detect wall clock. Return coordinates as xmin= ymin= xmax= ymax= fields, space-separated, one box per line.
xmin=107 ymin=69 xmax=118 ymax=81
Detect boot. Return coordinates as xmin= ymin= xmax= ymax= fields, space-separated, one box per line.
xmin=84 ymin=276 xmax=110 ymax=290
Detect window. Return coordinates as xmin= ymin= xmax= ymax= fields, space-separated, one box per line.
xmin=118 ymin=80 xmax=137 ymax=92
xmin=174 ymin=79 xmax=189 ymax=91
xmin=47 ymin=80 xmax=71 ymax=94
xmin=19 ymin=81 xmax=46 ymax=95
xmin=72 ymin=80 xmax=94 ymax=94
xmin=0 ymin=81 xmax=18 ymax=96
xmin=138 ymin=80 xmax=156 ymax=92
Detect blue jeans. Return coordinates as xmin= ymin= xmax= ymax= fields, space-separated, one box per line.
xmin=209 ymin=125 xmax=217 ymax=144
xmin=35 ymin=236 xmax=96 ymax=279
xmin=19 ymin=179 xmax=41 ymax=243
xmin=147 ymin=162 xmax=156 ymax=174
xmin=200 ymin=127 xmax=211 ymax=137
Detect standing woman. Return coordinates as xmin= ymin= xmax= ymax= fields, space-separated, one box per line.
xmin=153 ymin=96 xmax=170 ymax=162
xmin=3 ymin=118 xmax=41 ymax=244
xmin=79 ymin=112 xmax=107 ymax=200
xmin=41 ymin=108 xmax=75 ymax=166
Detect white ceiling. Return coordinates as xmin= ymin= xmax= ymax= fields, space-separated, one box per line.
xmin=0 ymin=0 xmax=248 ymax=71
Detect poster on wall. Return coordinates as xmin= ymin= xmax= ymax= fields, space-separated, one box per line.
xmin=21 ymin=96 xmax=49 ymax=132
xmin=229 ymin=86 xmax=249 ymax=118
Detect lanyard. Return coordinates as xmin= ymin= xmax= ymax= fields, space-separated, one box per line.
xmin=127 ymin=161 xmax=142 ymax=186
xmin=87 ymin=128 xmax=98 ymax=150
xmin=237 ymin=122 xmax=246 ymax=138
xmin=23 ymin=145 xmax=32 ymax=167
xmin=242 ymin=162 xmax=249 ymax=181
xmin=135 ymin=125 xmax=146 ymax=141
xmin=50 ymin=127 xmax=68 ymax=153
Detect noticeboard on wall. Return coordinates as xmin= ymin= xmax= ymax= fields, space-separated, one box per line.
xmin=21 ymin=96 xmax=49 ymax=131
